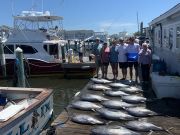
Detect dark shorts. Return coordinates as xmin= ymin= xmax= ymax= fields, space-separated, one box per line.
xmin=128 ymin=62 xmax=139 ymax=68
xmin=79 ymin=52 xmax=83 ymax=57
xmin=102 ymin=62 xmax=109 ymax=66
xmin=119 ymin=62 xmax=128 ymax=68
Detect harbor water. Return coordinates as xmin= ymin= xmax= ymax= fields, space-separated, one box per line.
xmin=0 ymin=77 xmax=89 ymax=118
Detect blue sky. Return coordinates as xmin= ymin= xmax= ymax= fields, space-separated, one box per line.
xmin=0 ymin=0 xmax=179 ymax=34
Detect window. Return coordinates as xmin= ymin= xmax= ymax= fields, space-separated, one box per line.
xmin=169 ymin=28 xmax=173 ymax=49
xmin=176 ymin=25 xmax=180 ymax=49
xmin=163 ymin=28 xmax=169 ymax=48
xmin=43 ymin=44 xmax=58 ymax=55
xmin=4 ymin=45 xmax=14 ymax=54
xmin=16 ymin=45 xmax=38 ymax=54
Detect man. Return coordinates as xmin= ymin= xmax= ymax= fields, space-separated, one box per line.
xmin=91 ymin=38 xmax=102 ymax=78
xmin=126 ymin=37 xmax=140 ymax=82
xmin=117 ymin=39 xmax=128 ymax=80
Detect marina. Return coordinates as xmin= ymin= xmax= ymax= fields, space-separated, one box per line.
xmin=0 ymin=1 xmax=180 ymax=135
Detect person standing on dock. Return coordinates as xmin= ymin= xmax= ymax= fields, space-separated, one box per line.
xmin=91 ymin=37 xmax=103 ymax=78
xmin=126 ymin=37 xmax=140 ymax=83
xmin=117 ymin=38 xmax=128 ymax=80
xmin=100 ymin=42 xmax=110 ymax=79
xmin=109 ymin=40 xmax=119 ymax=80
xmin=138 ymin=43 xmax=152 ymax=84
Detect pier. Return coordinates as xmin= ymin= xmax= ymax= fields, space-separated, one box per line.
xmin=42 ymin=67 xmax=180 ymax=135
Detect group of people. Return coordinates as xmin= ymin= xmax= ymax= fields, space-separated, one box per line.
xmin=91 ymin=37 xmax=152 ymax=84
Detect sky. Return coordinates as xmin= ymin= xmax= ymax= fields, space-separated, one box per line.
xmin=0 ymin=0 xmax=179 ymax=35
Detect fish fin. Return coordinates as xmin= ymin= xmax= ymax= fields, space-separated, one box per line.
xmin=92 ymin=109 xmax=96 ymax=112
xmin=106 ymin=121 xmax=112 ymax=125
xmin=147 ymin=130 xmax=154 ymax=135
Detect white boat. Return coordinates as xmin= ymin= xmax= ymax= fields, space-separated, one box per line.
xmin=149 ymin=3 xmax=180 ymax=99
xmin=0 ymin=10 xmax=95 ymax=77
xmin=0 ymin=87 xmax=53 ymax=135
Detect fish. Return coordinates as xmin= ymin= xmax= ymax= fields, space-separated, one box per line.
xmin=96 ymin=108 xmax=136 ymax=121
xmin=104 ymin=90 xmax=129 ymax=97
xmin=81 ymin=94 xmax=109 ymax=102
xmin=125 ymin=120 xmax=164 ymax=132
xmin=120 ymin=87 xmax=143 ymax=93
xmin=88 ymin=84 xmax=111 ymax=91
xmin=71 ymin=101 xmax=101 ymax=111
xmin=101 ymin=100 xmax=136 ymax=110
xmin=71 ymin=114 xmax=105 ymax=125
xmin=91 ymin=125 xmax=141 ymax=135
xmin=91 ymin=78 xmax=112 ymax=84
xmin=108 ymin=83 xmax=129 ymax=88
xmin=125 ymin=107 xmax=158 ymax=117
xmin=122 ymin=95 xmax=147 ymax=104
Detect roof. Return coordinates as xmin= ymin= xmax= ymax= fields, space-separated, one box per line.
xmin=149 ymin=3 xmax=180 ymax=25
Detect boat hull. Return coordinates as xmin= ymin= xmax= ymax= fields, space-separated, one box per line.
xmin=0 ymin=59 xmax=96 ymax=78
xmin=0 ymin=87 xmax=53 ymax=135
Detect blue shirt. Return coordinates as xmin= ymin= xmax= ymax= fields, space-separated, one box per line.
xmin=109 ymin=46 xmax=118 ymax=63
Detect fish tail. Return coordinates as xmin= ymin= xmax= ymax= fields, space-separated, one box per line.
xmin=165 ymin=127 xmax=174 ymax=135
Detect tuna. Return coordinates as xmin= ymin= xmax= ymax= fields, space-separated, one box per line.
xmin=81 ymin=94 xmax=109 ymax=102
xmin=108 ymin=83 xmax=129 ymax=88
xmin=101 ymin=100 xmax=136 ymax=110
xmin=71 ymin=114 xmax=105 ymax=125
xmin=125 ymin=107 xmax=158 ymax=117
xmin=91 ymin=125 xmax=141 ymax=135
xmin=71 ymin=101 xmax=101 ymax=111
xmin=104 ymin=90 xmax=129 ymax=97
xmin=125 ymin=120 xmax=164 ymax=132
xmin=120 ymin=87 xmax=143 ymax=94
xmin=96 ymin=108 xmax=136 ymax=121
xmin=88 ymin=84 xmax=111 ymax=91
xmin=91 ymin=78 xmax=112 ymax=84
xmin=122 ymin=95 xmax=147 ymax=104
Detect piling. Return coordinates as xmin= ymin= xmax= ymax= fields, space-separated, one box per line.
xmin=0 ymin=41 xmax=6 ymax=78
xmin=15 ymin=47 xmax=26 ymax=87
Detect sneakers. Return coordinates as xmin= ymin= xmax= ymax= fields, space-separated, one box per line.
xmin=120 ymin=78 xmax=125 ymax=80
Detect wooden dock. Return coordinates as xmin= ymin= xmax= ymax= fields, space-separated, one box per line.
xmin=43 ymin=68 xmax=180 ymax=135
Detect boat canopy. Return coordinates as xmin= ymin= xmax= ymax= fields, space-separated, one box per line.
xmin=14 ymin=11 xmax=63 ymax=22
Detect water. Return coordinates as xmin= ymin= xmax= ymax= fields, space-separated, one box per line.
xmin=0 ymin=77 xmax=89 ymax=118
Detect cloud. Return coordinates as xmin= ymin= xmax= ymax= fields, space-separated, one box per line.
xmin=98 ymin=21 xmax=137 ymax=34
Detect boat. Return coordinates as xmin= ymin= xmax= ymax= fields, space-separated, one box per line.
xmin=149 ymin=3 xmax=180 ymax=99
xmin=0 ymin=86 xmax=53 ymax=135
xmin=0 ymin=10 xmax=96 ymax=78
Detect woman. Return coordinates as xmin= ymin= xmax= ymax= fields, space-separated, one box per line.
xmin=139 ymin=43 xmax=152 ymax=83
xmin=109 ymin=40 xmax=119 ymax=80
xmin=100 ymin=42 xmax=110 ymax=79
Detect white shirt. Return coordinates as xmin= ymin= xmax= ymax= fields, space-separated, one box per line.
xmin=117 ymin=43 xmax=128 ymax=62
xmin=126 ymin=43 xmax=140 ymax=53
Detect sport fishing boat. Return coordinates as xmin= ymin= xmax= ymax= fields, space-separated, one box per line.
xmin=0 ymin=10 xmax=95 ymax=78
xmin=0 ymin=87 xmax=53 ymax=135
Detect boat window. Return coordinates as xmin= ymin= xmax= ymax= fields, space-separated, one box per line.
xmin=176 ymin=25 xmax=180 ymax=49
xmin=43 ymin=44 xmax=58 ymax=55
xmin=4 ymin=45 xmax=14 ymax=54
xmin=16 ymin=45 xmax=38 ymax=54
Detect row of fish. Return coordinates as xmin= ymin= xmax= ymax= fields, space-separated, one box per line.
xmin=68 ymin=78 xmax=169 ymax=135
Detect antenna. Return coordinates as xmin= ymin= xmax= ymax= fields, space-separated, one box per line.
xmin=136 ymin=12 xmax=140 ymax=34
xmin=11 ymin=0 xmax=14 ymax=16
xmin=41 ymin=0 xmax=44 ymax=12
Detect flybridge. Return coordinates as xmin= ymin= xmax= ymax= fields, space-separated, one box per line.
xmin=14 ymin=10 xmax=63 ymax=22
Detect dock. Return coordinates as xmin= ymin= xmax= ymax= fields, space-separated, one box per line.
xmin=44 ymin=67 xmax=180 ymax=135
